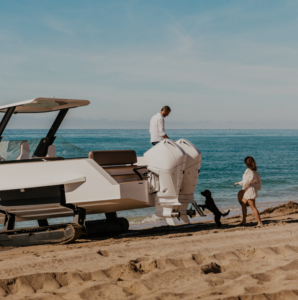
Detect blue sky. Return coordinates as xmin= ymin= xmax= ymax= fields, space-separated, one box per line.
xmin=1 ymin=0 xmax=298 ymax=129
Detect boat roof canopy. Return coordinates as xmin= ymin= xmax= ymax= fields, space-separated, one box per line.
xmin=0 ymin=97 xmax=90 ymax=113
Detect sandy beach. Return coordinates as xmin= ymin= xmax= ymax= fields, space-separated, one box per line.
xmin=0 ymin=202 xmax=298 ymax=299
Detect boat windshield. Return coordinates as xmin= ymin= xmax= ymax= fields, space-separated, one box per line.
xmin=0 ymin=135 xmax=88 ymax=161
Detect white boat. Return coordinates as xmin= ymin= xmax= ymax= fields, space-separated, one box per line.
xmin=0 ymin=98 xmax=204 ymax=246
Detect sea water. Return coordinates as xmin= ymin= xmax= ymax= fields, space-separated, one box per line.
xmin=2 ymin=129 xmax=298 ymax=229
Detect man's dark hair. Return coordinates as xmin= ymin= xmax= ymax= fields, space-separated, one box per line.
xmin=161 ymin=106 xmax=171 ymax=112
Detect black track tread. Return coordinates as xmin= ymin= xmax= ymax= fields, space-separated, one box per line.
xmin=0 ymin=223 xmax=82 ymax=246
xmin=0 ymin=224 xmax=67 ymax=235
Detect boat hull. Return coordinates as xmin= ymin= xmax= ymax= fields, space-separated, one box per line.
xmin=0 ymin=158 xmax=152 ymax=223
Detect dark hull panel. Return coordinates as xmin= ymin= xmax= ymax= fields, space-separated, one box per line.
xmin=0 ymin=185 xmax=63 ymax=207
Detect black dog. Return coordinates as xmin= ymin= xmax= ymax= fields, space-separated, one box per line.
xmin=199 ymin=190 xmax=230 ymax=227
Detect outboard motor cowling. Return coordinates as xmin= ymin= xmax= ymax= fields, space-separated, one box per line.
xmin=174 ymin=139 xmax=202 ymax=223
xmin=144 ymin=140 xmax=186 ymax=225
xmin=176 ymin=139 xmax=202 ymax=200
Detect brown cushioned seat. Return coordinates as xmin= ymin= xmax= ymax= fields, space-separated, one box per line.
xmin=88 ymin=150 xmax=137 ymax=166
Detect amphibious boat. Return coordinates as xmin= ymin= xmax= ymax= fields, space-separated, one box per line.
xmin=0 ymin=98 xmax=204 ymax=247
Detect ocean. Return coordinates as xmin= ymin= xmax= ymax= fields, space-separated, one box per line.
xmin=2 ymin=129 xmax=298 ymax=229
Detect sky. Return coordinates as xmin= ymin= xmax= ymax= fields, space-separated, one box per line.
xmin=1 ymin=0 xmax=298 ymax=129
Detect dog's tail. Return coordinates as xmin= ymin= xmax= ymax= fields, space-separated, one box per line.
xmin=222 ymin=210 xmax=230 ymax=217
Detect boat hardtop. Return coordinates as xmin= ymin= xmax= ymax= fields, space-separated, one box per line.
xmin=0 ymin=97 xmax=90 ymax=113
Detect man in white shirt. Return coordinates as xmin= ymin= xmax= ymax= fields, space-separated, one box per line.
xmin=149 ymin=106 xmax=171 ymax=145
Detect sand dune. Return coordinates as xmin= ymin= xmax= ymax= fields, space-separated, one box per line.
xmin=1 ymin=202 xmax=298 ymax=299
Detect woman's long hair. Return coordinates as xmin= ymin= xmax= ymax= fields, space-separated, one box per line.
xmin=245 ymin=156 xmax=257 ymax=171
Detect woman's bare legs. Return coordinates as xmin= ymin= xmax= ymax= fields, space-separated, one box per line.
xmin=237 ymin=191 xmax=262 ymax=226
xmin=238 ymin=191 xmax=247 ymax=225
xmin=237 ymin=190 xmax=245 ymax=204
xmin=247 ymin=199 xmax=263 ymax=226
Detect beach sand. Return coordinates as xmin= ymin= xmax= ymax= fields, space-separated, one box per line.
xmin=1 ymin=202 xmax=298 ymax=299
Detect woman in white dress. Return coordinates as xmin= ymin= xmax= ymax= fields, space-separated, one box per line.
xmin=234 ymin=156 xmax=263 ymax=226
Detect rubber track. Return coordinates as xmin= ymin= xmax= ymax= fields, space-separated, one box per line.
xmin=58 ymin=223 xmax=82 ymax=245
xmin=0 ymin=223 xmax=82 ymax=245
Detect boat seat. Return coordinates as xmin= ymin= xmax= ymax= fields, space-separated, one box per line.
xmin=15 ymin=141 xmax=30 ymax=160
xmin=88 ymin=150 xmax=137 ymax=166
xmin=88 ymin=150 xmax=147 ymax=183
xmin=46 ymin=145 xmax=56 ymax=157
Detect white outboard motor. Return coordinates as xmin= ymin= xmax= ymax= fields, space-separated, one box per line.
xmin=175 ymin=139 xmax=202 ymax=223
xmin=144 ymin=139 xmax=186 ymax=225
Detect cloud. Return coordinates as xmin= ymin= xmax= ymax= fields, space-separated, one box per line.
xmin=0 ymin=29 xmax=21 ymax=45
xmin=44 ymin=17 xmax=73 ymax=35
xmin=1 ymin=40 xmax=298 ymax=127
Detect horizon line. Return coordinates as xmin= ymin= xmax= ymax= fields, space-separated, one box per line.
xmin=4 ymin=128 xmax=298 ymax=130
